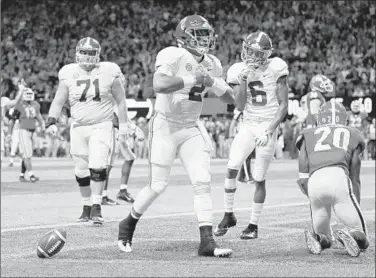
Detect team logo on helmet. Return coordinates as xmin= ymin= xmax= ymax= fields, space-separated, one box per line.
xmin=309 ymin=74 xmax=334 ymax=94
xmin=185 ymin=63 xmax=192 ymax=71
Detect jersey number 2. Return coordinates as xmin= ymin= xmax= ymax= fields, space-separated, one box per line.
xmin=314 ymin=126 xmax=350 ymax=151
xmin=188 ymin=85 xmax=205 ymax=102
xmin=248 ymin=81 xmax=267 ymax=106
xmin=77 ymin=79 xmax=101 ymax=102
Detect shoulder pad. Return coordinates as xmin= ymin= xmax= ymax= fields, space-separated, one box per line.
xmin=58 ymin=63 xmax=78 ymax=81
xmin=226 ymin=62 xmax=246 ymax=85
xmin=155 ymin=46 xmax=183 ymax=69
xmin=269 ymin=57 xmax=289 ymax=79
xmin=206 ymin=54 xmax=223 ymax=77
xmin=1 ymin=96 xmax=10 ymax=108
xmin=99 ymin=62 xmax=122 ymax=78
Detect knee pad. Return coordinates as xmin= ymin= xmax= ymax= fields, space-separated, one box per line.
xmin=75 ymin=176 xmax=90 ymax=187
xmin=193 ymin=182 xmax=211 ymax=195
xmin=89 ymin=168 xmax=107 ymax=182
xmin=149 ymin=180 xmax=168 ymax=195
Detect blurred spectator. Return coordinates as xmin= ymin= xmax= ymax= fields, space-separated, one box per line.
xmin=368 ymin=118 xmax=375 ymax=160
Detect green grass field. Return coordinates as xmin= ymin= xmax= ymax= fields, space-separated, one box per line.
xmin=1 ymin=159 xmax=375 ymax=277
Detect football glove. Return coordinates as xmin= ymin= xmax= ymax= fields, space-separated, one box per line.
xmin=297 ymin=178 xmax=309 ymax=197
xmin=45 ymin=117 xmax=58 ymax=136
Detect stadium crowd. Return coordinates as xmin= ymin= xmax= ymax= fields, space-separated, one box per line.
xmin=1 ymin=0 xmax=375 ymax=161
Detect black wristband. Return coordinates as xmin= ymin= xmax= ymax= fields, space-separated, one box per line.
xmin=46 ymin=117 xmax=57 ymax=128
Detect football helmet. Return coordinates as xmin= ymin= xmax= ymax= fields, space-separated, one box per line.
xmin=76 ymin=37 xmax=101 ymax=69
xmin=317 ymin=100 xmax=348 ymax=126
xmin=174 ymin=15 xmax=215 ymax=55
xmin=23 ymin=88 xmax=35 ymax=101
xmin=350 ymin=100 xmax=361 ymax=113
xmin=309 ymin=74 xmax=334 ymax=94
xmin=241 ymin=31 xmax=273 ymax=69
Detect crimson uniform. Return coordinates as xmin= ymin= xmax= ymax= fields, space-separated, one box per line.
xmin=13 ymin=101 xmax=41 ymax=159
xmin=296 ymin=125 xmax=367 ymax=238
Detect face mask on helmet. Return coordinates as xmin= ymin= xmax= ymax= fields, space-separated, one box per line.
xmin=241 ymin=41 xmax=272 ymax=69
xmin=310 ymin=75 xmax=334 ymax=94
xmin=185 ymin=27 xmax=215 ymax=55
xmin=23 ymin=88 xmax=35 ymax=101
xmin=76 ymin=38 xmax=101 ymax=69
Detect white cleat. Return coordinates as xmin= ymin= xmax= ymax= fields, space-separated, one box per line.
xmin=334 ymin=229 xmax=360 ymax=257
xmin=213 ymin=248 xmax=233 ymax=258
xmin=118 ymin=240 xmax=132 ymax=253
xmin=304 ymin=229 xmax=322 ymax=255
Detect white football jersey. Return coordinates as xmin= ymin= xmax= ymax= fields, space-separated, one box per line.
xmin=59 ymin=62 xmax=122 ymax=126
xmin=226 ymin=57 xmax=289 ymax=121
xmin=1 ymin=96 xmax=10 ymax=130
xmin=154 ymin=46 xmax=223 ymax=124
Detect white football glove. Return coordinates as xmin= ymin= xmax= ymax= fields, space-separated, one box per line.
xmin=237 ymin=67 xmax=253 ymax=82
xmin=256 ymin=130 xmax=273 ymax=147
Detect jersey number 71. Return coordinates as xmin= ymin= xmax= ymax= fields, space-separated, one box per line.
xmin=77 ymin=79 xmax=101 ymax=102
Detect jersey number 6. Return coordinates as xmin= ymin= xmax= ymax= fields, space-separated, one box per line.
xmin=248 ymin=81 xmax=267 ymax=106
xmin=188 ymin=85 xmax=205 ymax=102
xmin=77 ymin=79 xmax=101 ymax=102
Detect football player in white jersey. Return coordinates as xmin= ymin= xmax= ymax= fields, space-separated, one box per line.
xmin=117 ymin=15 xmax=234 ymax=258
xmin=214 ymin=31 xmax=289 ymax=239
xmin=46 ymin=37 xmax=130 ymax=225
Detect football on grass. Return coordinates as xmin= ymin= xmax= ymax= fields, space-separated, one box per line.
xmin=37 ymin=228 xmax=66 ymax=258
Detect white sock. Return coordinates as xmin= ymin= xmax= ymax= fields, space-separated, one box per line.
xmin=28 ymin=171 xmax=34 ymax=177
xmin=82 ymin=197 xmax=91 ymax=206
xmin=20 ymin=173 xmax=24 ymax=177
xmin=224 ymin=178 xmax=237 ymax=212
xmin=133 ymin=186 xmax=159 ymax=215
xmin=92 ymin=195 xmax=102 ymax=205
xmin=120 ymin=184 xmax=128 ymax=190
xmin=102 ymin=190 xmax=107 ymax=197
xmin=194 ymin=193 xmax=213 ymax=227
xmin=250 ymin=202 xmax=264 ymax=225
xmin=10 ymin=157 xmax=14 ymax=163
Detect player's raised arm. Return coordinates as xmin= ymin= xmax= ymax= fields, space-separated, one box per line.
xmin=111 ymin=76 xmax=128 ymax=136
xmin=349 ymin=145 xmax=363 ymax=204
xmin=6 ymin=82 xmax=27 ymax=108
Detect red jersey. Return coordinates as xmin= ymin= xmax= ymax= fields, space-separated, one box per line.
xmin=296 ymin=125 xmax=365 ymax=176
xmin=347 ymin=112 xmax=368 ymax=134
xmin=13 ymin=101 xmax=40 ymax=130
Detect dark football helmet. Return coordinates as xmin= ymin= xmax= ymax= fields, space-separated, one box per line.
xmin=317 ymin=100 xmax=348 ymax=126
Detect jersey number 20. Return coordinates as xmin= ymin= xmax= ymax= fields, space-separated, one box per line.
xmin=314 ymin=126 xmax=350 ymax=151
xmin=77 ymin=79 xmax=101 ymax=102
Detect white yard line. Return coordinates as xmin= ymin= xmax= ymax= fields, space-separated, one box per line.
xmin=2 ymin=196 xmax=374 ymax=233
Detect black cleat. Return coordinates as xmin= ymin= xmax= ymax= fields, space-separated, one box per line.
xmin=102 ymin=196 xmax=119 ymax=206
xmin=214 ymin=212 xmax=237 ymax=236
xmin=118 ymin=219 xmax=136 ymax=253
xmin=198 ymin=238 xmax=233 ymax=257
xmin=19 ymin=176 xmax=27 ymax=182
xmin=240 ymin=224 xmax=258 ymax=240
xmin=29 ymin=175 xmax=39 ymax=182
xmin=117 ymin=189 xmax=135 ymax=203
xmin=90 ymin=204 xmax=104 ymax=225
xmin=77 ymin=205 xmax=91 ymax=223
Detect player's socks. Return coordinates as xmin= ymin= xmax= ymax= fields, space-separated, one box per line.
xmin=224 ymin=178 xmax=237 ymax=212
xmin=92 ymin=195 xmax=102 ymax=205
xmin=82 ymin=197 xmax=91 ymax=206
xmin=249 ymin=202 xmax=264 ymax=226
xmin=194 ymin=191 xmax=213 ymax=227
xmin=120 ymin=184 xmax=128 ymax=190
xmin=102 ymin=190 xmax=107 ymax=197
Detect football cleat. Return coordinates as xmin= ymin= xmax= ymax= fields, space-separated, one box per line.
xmin=19 ymin=176 xmax=27 ymax=182
xmin=29 ymin=175 xmax=39 ymax=183
xmin=77 ymin=205 xmax=91 ymax=222
xmin=118 ymin=240 xmax=132 ymax=253
xmin=304 ymin=230 xmax=322 ymax=255
xmin=101 ymin=196 xmax=119 ymax=206
xmin=334 ymin=229 xmax=360 ymax=257
xmin=198 ymin=238 xmax=232 ymax=258
xmin=117 ymin=189 xmax=135 ymax=203
xmin=240 ymin=224 xmax=258 ymax=240
xmin=214 ymin=213 xmax=237 ymax=236
xmin=90 ymin=204 xmax=104 ymax=225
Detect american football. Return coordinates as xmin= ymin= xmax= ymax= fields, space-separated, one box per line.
xmin=36 ymin=229 xmax=67 ymax=258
